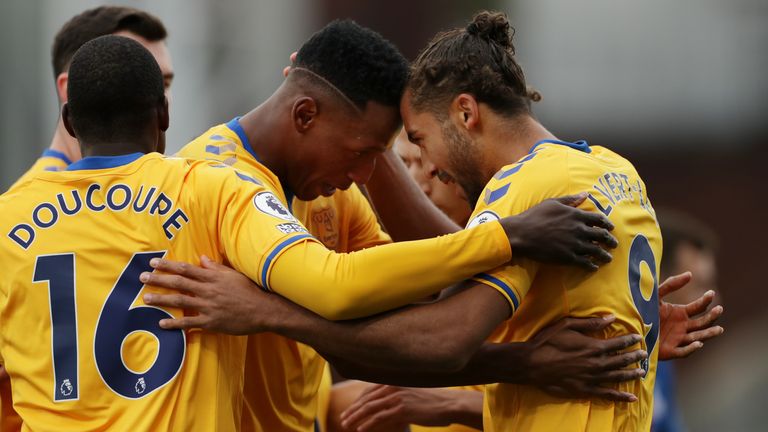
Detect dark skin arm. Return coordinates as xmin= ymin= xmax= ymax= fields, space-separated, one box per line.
xmin=338 ymin=384 xmax=484 ymax=432
xmin=365 ymin=149 xmax=461 ymax=240
xmin=143 ymin=258 xmax=645 ymax=402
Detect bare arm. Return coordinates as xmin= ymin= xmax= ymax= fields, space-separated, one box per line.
xmin=143 ymin=260 xmax=644 ymax=394
xmin=365 ymin=149 xmax=461 ymax=240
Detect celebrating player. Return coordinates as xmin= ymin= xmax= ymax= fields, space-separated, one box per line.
xmin=144 ymin=12 xmax=724 ymax=432
xmin=174 ymin=19 xmax=631 ymax=432
xmin=0 ymin=34 xmax=627 ymax=430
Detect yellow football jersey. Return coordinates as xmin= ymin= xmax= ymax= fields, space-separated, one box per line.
xmin=8 ymin=150 xmax=72 ymax=192
xmin=179 ymin=119 xmax=391 ymax=432
xmin=0 ymin=152 xmax=344 ymax=430
xmin=1 ymin=150 xmax=72 ymax=432
xmin=179 ymin=118 xmax=505 ymax=432
xmin=467 ymin=140 xmax=662 ymax=432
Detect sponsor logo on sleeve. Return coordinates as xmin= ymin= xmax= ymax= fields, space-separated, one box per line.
xmin=253 ymin=192 xmax=297 ymax=221
xmin=275 ymin=223 xmax=308 ymax=234
xmin=466 ymin=210 xmax=500 ymax=229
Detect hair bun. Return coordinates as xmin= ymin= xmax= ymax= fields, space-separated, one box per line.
xmin=466 ymin=11 xmax=512 ymax=49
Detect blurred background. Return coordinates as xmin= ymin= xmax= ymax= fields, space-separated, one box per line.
xmin=0 ymin=0 xmax=765 ymax=430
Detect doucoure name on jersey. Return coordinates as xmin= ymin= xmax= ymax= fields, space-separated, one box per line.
xmin=587 ymin=171 xmax=656 ymax=219
xmin=7 ymin=183 xmax=189 ymax=250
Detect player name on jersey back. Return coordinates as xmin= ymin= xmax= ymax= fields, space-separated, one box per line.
xmin=7 ymin=182 xmax=190 ymax=250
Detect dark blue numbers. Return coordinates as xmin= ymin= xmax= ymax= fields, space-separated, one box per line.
xmin=34 ymin=254 xmax=79 ymax=401
xmin=627 ymin=235 xmax=659 ymax=374
xmin=35 ymin=251 xmax=185 ymax=401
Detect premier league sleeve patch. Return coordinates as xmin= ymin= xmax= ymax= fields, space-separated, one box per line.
xmin=466 ymin=210 xmax=500 ymax=229
xmin=253 ymin=192 xmax=297 ymax=221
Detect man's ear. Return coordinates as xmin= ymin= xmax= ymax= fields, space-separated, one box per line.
xmin=56 ymin=72 xmax=68 ymax=105
xmin=453 ymin=93 xmax=480 ymax=131
xmin=61 ymin=103 xmax=76 ymax=138
xmin=292 ymin=97 xmax=318 ymax=133
xmin=158 ymin=96 xmax=170 ymax=132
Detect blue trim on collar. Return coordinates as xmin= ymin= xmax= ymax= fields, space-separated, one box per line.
xmin=530 ymin=139 xmax=591 ymax=154
xmin=226 ymin=117 xmax=259 ymax=161
xmin=65 ymin=153 xmax=144 ymax=171
xmin=225 ymin=116 xmax=295 ymax=209
xmin=42 ymin=149 xmax=73 ymax=165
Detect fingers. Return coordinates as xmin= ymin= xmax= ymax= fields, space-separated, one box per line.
xmin=591 ymin=368 xmax=646 ymax=383
xmin=554 ymin=193 xmax=587 ymax=207
xmin=574 ymin=207 xmax=615 ymax=231
xmin=574 ymin=242 xmax=613 ymax=265
xmin=144 ymin=292 xmax=204 ymax=310
xmin=598 ymin=334 xmax=644 ymax=354
xmin=582 ymin=385 xmax=638 ymax=403
xmin=595 ymin=348 xmax=647 ymax=371
xmin=683 ymin=326 xmax=724 ymax=345
xmin=687 ymin=305 xmax=724 ymax=331
xmin=290 ymin=51 xmax=297 ymax=62
xmin=563 ymin=315 xmax=616 ymax=332
xmin=684 ymin=290 xmax=716 ymax=316
xmin=199 ymin=255 xmax=233 ymax=272
xmin=658 ymin=271 xmax=693 ymax=297
xmin=140 ymin=271 xmax=204 ymax=294
xmin=665 ymin=341 xmax=704 ymax=359
xmin=158 ymin=316 xmax=208 ymax=330
xmin=149 ymin=258 xmax=214 ymax=282
xmin=582 ymin=226 xmax=619 ymax=249
xmin=341 ymin=388 xmax=400 ymax=432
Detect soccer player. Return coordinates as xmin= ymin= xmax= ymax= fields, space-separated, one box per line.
xmin=173 ymin=20 xmax=625 ymax=432
xmin=0 ymin=35 xmax=623 ymax=430
xmin=144 ymin=12 xmax=725 ymax=431
xmin=0 ymin=6 xmax=173 ymax=430
xmin=8 ymin=6 xmax=173 ymax=190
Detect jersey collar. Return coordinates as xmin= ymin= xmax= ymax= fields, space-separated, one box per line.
xmin=529 ymin=139 xmax=591 ymax=154
xmin=225 ymin=116 xmax=296 ymax=210
xmin=65 ymin=152 xmax=145 ymax=171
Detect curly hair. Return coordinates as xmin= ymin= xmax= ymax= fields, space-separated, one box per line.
xmin=294 ymin=19 xmax=409 ymax=109
xmin=409 ymin=11 xmax=540 ymax=119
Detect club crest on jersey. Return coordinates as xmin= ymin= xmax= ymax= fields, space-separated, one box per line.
xmin=253 ymin=192 xmax=296 ymax=221
xmin=466 ymin=210 xmax=500 ymax=229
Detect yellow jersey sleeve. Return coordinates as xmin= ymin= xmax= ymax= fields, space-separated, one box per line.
xmin=469 ymin=149 xmax=571 ymax=315
xmin=181 ymin=129 xmax=513 ymax=321
xmin=269 ymin=219 xmax=510 ymax=320
xmin=8 ymin=150 xmax=72 ymax=191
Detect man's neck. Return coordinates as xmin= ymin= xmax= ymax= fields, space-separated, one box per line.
xmin=479 ymin=114 xmax=557 ymax=180
xmin=237 ymin=95 xmax=291 ymax=183
xmin=50 ymin=119 xmax=82 ymax=162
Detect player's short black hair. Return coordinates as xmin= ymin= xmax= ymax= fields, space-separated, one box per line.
xmin=67 ymin=35 xmax=164 ymax=143
xmin=294 ymin=19 xmax=408 ymax=109
xmin=51 ymin=6 xmax=167 ymax=78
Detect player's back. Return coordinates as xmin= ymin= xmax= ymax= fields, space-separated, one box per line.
xmin=472 ymin=142 xmax=661 ymax=431
xmin=0 ymin=153 xmax=247 ymax=431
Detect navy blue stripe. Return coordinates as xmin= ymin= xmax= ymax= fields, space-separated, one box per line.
xmin=226 ymin=117 xmax=259 ymax=161
xmin=42 ymin=149 xmax=73 ymax=165
xmin=529 ymin=139 xmax=591 ymax=154
xmin=66 ymin=153 xmax=144 ymax=171
xmin=475 ymin=273 xmax=520 ymax=310
xmin=485 ymin=183 xmax=511 ymax=205
xmin=261 ymin=234 xmax=314 ymax=289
